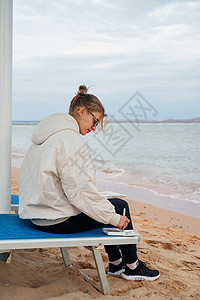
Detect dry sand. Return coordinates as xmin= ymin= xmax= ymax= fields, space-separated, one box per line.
xmin=0 ymin=167 xmax=199 ymax=299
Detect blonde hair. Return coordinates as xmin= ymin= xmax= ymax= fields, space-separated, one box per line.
xmin=69 ymin=85 xmax=106 ymax=129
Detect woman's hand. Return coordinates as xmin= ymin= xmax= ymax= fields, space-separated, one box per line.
xmin=116 ymin=216 xmax=130 ymax=230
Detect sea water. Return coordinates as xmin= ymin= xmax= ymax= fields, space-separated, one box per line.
xmin=12 ymin=122 xmax=200 ymax=218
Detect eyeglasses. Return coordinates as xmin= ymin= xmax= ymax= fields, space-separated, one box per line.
xmin=88 ymin=111 xmax=99 ymax=127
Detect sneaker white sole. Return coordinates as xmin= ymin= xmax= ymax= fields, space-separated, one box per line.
xmin=108 ymin=268 xmax=125 ymax=276
xmin=122 ymin=273 xmax=160 ymax=281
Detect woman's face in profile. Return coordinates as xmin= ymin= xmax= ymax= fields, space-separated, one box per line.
xmin=76 ymin=107 xmax=102 ymax=135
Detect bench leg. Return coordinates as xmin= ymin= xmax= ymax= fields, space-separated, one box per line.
xmin=61 ymin=246 xmax=110 ymax=295
xmin=60 ymin=247 xmax=71 ymax=267
xmin=91 ymin=246 xmax=111 ymax=295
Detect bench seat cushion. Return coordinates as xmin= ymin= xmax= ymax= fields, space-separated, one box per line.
xmin=0 ymin=214 xmax=107 ymax=240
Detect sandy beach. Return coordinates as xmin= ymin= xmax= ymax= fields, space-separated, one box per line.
xmin=0 ymin=167 xmax=199 ymax=299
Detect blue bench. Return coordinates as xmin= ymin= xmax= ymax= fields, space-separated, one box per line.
xmin=11 ymin=194 xmax=19 ymax=213
xmin=0 ymin=213 xmax=139 ymax=294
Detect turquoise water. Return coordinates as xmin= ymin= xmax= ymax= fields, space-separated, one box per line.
xmin=85 ymin=123 xmax=200 ymax=204
xmin=12 ymin=123 xmax=200 ymax=217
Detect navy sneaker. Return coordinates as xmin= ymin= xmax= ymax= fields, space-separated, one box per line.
xmin=122 ymin=260 xmax=160 ymax=281
xmin=107 ymin=259 xmax=125 ymax=276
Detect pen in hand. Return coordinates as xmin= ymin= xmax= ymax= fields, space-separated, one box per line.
xmin=122 ymin=208 xmax=126 ymax=231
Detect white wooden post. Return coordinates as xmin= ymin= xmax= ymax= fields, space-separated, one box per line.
xmin=0 ymin=0 xmax=13 ymax=213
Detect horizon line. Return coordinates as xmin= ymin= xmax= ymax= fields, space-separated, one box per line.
xmin=12 ymin=117 xmax=200 ymax=125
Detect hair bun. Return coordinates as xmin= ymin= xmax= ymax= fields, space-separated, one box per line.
xmin=78 ymin=85 xmax=88 ymax=94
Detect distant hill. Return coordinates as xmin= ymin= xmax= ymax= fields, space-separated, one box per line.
xmin=107 ymin=117 xmax=200 ymax=124
xmin=162 ymin=118 xmax=200 ymax=123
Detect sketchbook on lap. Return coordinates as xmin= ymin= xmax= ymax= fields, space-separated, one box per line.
xmin=102 ymin=228 xmax=140 ymax=237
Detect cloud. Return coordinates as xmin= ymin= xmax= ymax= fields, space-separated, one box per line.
xmin=148 ymin=2 xmax=180 ymax=19
xmin=12 ymin=0 xmax=200 ymax=120
xmin=89 ymin=0 xmax=118 ymax=9
xmin=13 ymin=0 xmax=200 ymax=64
xmin=148 ymin=1 xmax=200 ymax=20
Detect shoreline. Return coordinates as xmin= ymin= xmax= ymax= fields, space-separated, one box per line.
xmin=12 ymin=167 xmax=200 ymax=236
xmin=3 ymin=166 xmax=199 ymax=299
xmin=96 ymin=179 xmax=200 ymax=219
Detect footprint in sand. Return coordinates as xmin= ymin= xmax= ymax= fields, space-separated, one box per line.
xmin=145 ymin=240 xmax=174 ymax=250
xmin=181 ymin=260 xmax=199 ymax=270
xmin=78 ymin=261 xmax=95 ymax=269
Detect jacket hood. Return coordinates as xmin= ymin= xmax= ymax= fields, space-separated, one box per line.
xmin=32 ymin=113 xmax=80 ymax=145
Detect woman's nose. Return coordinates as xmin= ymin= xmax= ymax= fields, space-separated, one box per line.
xmin=91 ymin=126 xmax=96 ymax=131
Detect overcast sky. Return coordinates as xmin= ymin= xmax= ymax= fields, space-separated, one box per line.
xmin=12 ymin=0 xmax=200 ymax=121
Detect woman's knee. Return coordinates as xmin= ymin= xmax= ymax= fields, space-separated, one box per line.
xmin=109 ymin=198 xmax=129 ymax=211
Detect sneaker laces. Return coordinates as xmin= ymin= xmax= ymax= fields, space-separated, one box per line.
xmin=138 ymin=260 xmax=149 ymax=270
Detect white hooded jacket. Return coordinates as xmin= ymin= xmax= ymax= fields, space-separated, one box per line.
xmin=19 ymin=113 xmax=120 ymax=227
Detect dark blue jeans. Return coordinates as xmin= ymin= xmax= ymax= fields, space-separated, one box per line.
xmin=33 ymin=198 xmax=138 ymax=263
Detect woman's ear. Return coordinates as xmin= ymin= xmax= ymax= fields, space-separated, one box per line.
xmin=77 ymin=106 xmax=86 ymax=116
